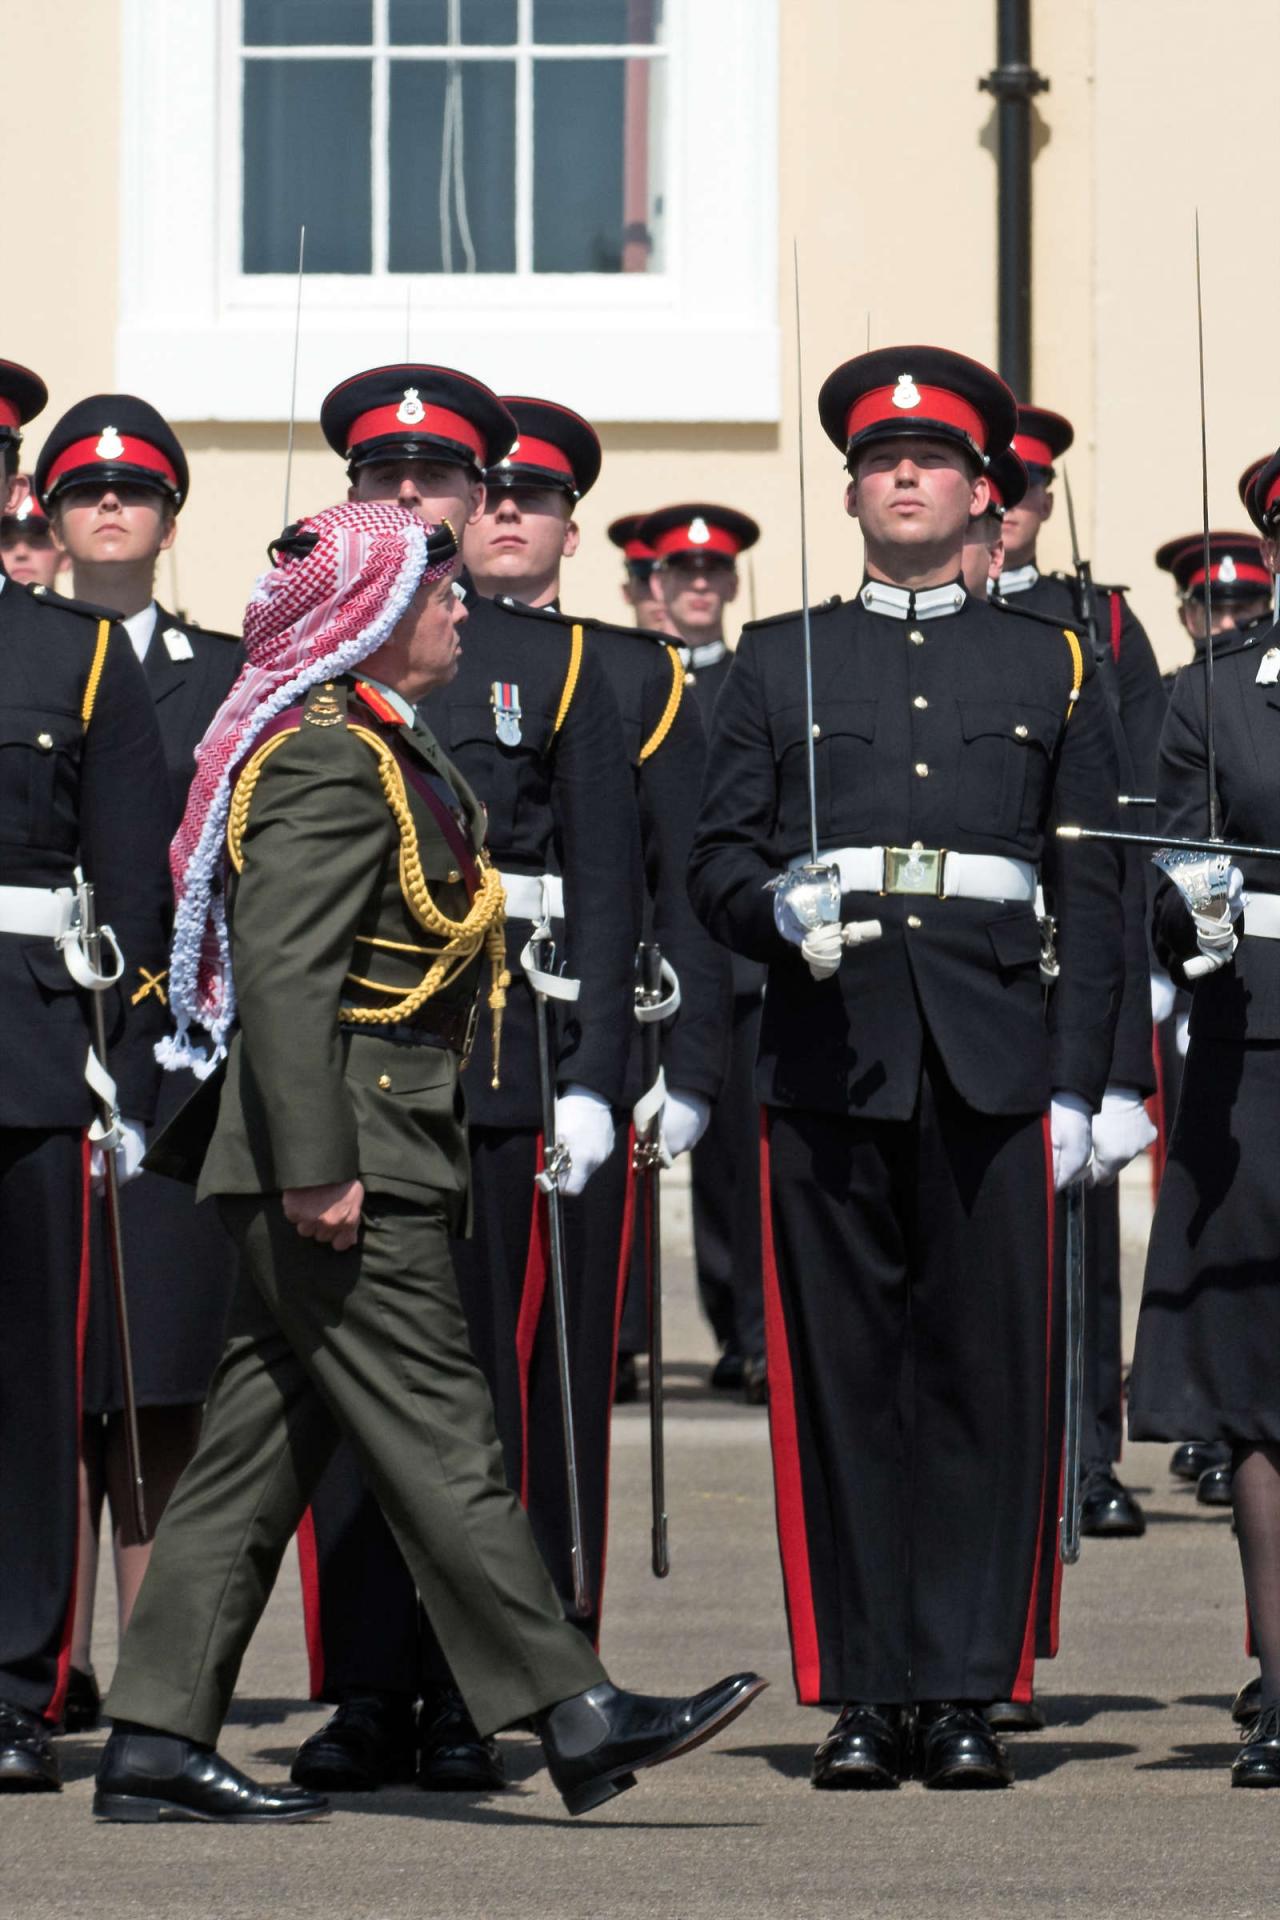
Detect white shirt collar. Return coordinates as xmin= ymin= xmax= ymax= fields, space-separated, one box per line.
xmin=359 ymin=672 xmax=416 ymax=726
xmin=859 ymin=580 xmax=966 ymax=621
xmin=997 ymin=563 xmax=1040 ymax=595
xmin=677 ymin=638 xmax=727 ymax=669
xmin=123 ymin=601 xmax=159 ymax=663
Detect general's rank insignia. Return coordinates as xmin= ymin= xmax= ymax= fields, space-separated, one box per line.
xmin=162 ymin=626 xmax=193 ymax=662
xmin=396 ymin=387 xmax=425 ymax=425
xmin=95 ymin=425 xmax=125 ymax=459
xmin=491 ymin=681 xmax=522 ymax=745
xmin=892 ymin=374 xmax=921 ymax=410
xmin=1256 ymin=646 xmax=1280 ymax=686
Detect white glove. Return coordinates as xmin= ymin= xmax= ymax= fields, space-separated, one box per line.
xmin=1190 ymin=864 xmax=1244 ymax=965
xmin=800 ymin=918 xmax=884 ymax=980
xmin=1150 ymin=970 xmax=1176 ymax=1026
xmin=1050 ymin=1093 xmax=1093 ymax=1191
xmin=659 ymin=1087 xmax=710 ymax=1164
xmin=1175 ymin=1008 xmax=1190 ymax=1058
xmin=90 ymin=1116 xmax=148 ymax=1192
xmin=1087 ymin=1085 xmax=1158 ymax=1187
xmin=553 ymin=1085 xmax=615 ymax=1197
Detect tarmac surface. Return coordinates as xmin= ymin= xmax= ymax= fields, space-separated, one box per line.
xmin=5 ymin=1164 xmax=1272 ymax=1920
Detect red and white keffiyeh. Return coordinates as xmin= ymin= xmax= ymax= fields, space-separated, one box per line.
xmin=161 ymin=498 xmax=455 ymax=1070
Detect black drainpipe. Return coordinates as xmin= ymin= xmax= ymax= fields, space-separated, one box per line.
xmin=979 ymin=0 xmax=1049 ymax=399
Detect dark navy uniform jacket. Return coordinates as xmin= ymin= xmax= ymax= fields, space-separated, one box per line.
xmin=423 ymin=592 xmax=642 ymax=1130
xmin=0 ymin=580 xmax=171 ymax=1128
xmin=142 ymin=603 xmax=243 ymax=828
xmin=688 ymin=586 xmax=1125 ymax=1122
xmin=1153 ymin=614 xmax=1280 ymax=1039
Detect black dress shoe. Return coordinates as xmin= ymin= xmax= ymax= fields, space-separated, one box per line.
xmin=1170 ymin=1440 xmax=1231 ymax=1482
xmin=709 ymin=1352 xmax=745 ymax=1392
xmin=538 ymin=1672 xmax=766 ymax=1816
xmin=917 ymin=1704 xmax=1013 ymax=1789
xmin=1197 ymin=1464 xmax=1234 ymax=1506
xmin=290 ymin=1692 xmax=416 ymax=1791
xmin=613 ymin=1352 xmax=639 ymax=1406
xmin=984 ymin=1697 xmax=1046 ymax=1733
xmin=742 ymin=1354 xmax=768 ymax=1406
xmin=811 ymin=1704 xmax=907 ymax=1789
xmin=417 ymin=1688 xmax=505 ymax=1792
xmin=1232 ymin=1704 xmax=1280 ymax=1787
xmin=95 ymin=1724 xmax=327 ymax=1822
xmin=1232 ymin=1676 xmax=1262 ymax=1726
xmin=0 ymin=1701 xmax=60 ymax=1792
xmin=61 ymin=1667 xmax=101 ymax=1735
xmin=1079 ymin=1468 xmax=1146 ymax=1537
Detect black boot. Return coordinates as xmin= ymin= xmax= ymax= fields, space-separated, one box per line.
xmin=1232 ymin=1704 xmax=1280 ymax=1787
xmin=916 ymin=1703 xmax=1013 ymax=1789
xmin=537 ymin=1672 xmax=766 ymax=1815
xmin=0 ymin=1701 xmax=60 ymax=1792
xmin=95 ymin=1724 xmax=327 ymax=1822
xmin=1170 ymin=1440 xmax=1231 ymax=1482
xmin=61 ymin=1667 xmax=101 ymax=1735
xmin=417 ymin=1688 xmax=505 ymax=1792
xmin=1197 ymin=1464 xmax=1234 ymax=1507
xmin=290 ymin=1691 xmax=416 ymax=1791
xmin=1232 ymin=1676 xmax=1262 ymax=1726
xmin=742 ymin=1354 xmax=768 ymax=1407
xmin=811 ymin=1704 xmax=908 ymax=1789
xmin=709 ymin=1352 xmax=745 ymax=1392
xmin=984 ymin=1697 xmax=1046 ymax=1733
xmin=1079 ymin=1467 xmax=1146 ymax=1537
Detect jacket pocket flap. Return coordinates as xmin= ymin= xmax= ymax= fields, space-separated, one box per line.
xmin=958 ymin=701 xmax=1059 ymax=750
xmin=774 ymin=698 xmax=877 ymax=752
xmin=987 ymin=911 xmax=1044 ymax=969
xmin=22 ymin=940 xmax=79 ymax=993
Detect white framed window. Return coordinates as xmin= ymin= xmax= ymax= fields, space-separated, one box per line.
xmin=117 ymin=0 xmax=779 ymax=422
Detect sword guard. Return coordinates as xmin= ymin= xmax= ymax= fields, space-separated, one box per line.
xmin=535 ymin=1142 xmax=572 ymax=1194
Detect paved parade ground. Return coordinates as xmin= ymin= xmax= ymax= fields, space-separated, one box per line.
xmin=5 ymin=1169 xmax=1273 ymax=1920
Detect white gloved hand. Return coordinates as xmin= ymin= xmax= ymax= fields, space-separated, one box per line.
xmin=90 ymin=1116 xmax=148 ymax=1192
xmin=553 ymin=1085 xmax=615 ymax=1197
xmin=1050 ymin=1093 xmax=1093 ymax=1191
xmin=1190 ymin=864 xmax=1244 ymax=964
xmin=800 ymin=918 xmax=884 ymax=981
xmin=659 ymin=1087 xmax=710 ymax=1164
xmin=1150 ymin=969 xmax=1177 ymax=1026
xmin=1087 ymin=1085 xmax=1158 ymax=1187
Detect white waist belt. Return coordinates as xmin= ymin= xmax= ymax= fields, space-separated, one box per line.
xmin=497 ymin=871 xmax=564 ymax=922
xmin=1244 ymin=892 xmax=1280 ymax=940
xmin=792 ymin=846 xmax=1037 ymax=905
xmin=0 ymin=883 xmax=78 ymax=940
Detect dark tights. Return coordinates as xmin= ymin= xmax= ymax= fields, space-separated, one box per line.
xmin=1232 ymin=1443 xmax=1280 ymax=1712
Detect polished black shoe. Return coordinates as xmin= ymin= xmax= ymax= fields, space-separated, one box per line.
xmin=1232 ymin=1704 xmax=1280 ymax=1787
xmin=60 ymin=1666 xmax=102 ymax=1735
xmin=742 ymin=1354 xmax=768 ymax=1407
xmin=1170 ymin=1440 xmax=1231 ymax=1482
xmin=417 ymin=1688 xmax=505 ymax=1792
xmin=1197 ymin=1464 xmax=1234 ymax=1506
xmin=613 ymin=1352 xmax=639 ymax=1406
xmin=811 ymin=1704 xmax=907 ymax=1789
xmin=709 ymin=1352 xmax=745 ymax=1393
xmin=1232 ymin=1676 xmax=1262 ymax=1726
xmin=984 ymin=1697 xmax=1046 ymax=1733
xmin=290 ymin=1691 xmax=415 ymax=1791
xmin=538 ymin=1672 xmax=766 ymax=1815
xmin=917 ymin=1704 xmax=1013 ymax=1789
xmin=96 ymin=1724 xmax=327 ymax=1822
xmin=1079 ymin=1467 xmax=1146 ymax=1537
xmin=0 ymin=1701 xmax=61 ymax=1792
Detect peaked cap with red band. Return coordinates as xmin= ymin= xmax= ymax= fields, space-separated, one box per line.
xmin=608 ymin=512 xmax=658 ymax=568
xmin=487 ymin=396 xmax=602 ymax=500
xmin=1155 ymin=530 xmax=1271 ymax=599
xmin=0 ymin=475 xmax=50 ymax=531
xmin=638 ymin=502 xmax=760 ymax=563
xmin=321 ymin=362 xmax=516 ymax=477
xmin=818 ymin=345 xmax=1016 ymax=468
xmin=1011 ymin=403 xmax=1074 ymax=478
xmin=1241 ymin=451 xmax=1280 ymax=532
xmin=984 ymin=447 xmax=1029 ymax=517
xmin=36 ymin=393 xmax=188 ymax=509
xmin=0 ymin=358 xmax=48 ymax=449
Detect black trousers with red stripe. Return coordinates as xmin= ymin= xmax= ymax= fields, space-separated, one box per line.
xmin=303 ymin=1123 xmax=632 ymax=1700
xmin=762 ymin=1053 xmax=1054 ymax=1709
xmin=0 ymin=1128 xmax=88 ymax=1722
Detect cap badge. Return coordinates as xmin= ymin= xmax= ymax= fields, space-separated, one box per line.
xmin=162 ymin=626 xmax=194 ymax=663
xmin=95 ymin=425 xmax=125 ymax=459
xmin=396 ymin=388 xmax=425 ymax=426
xmin=501 ymin=439 xmax=520 ymax=467
xmin=1219 ymin=553 xmax=1238 ymax=584
xmin=15 ymin=495 xmax=34 ymax=523
xmin=490 ymin=680 xmax=522 ymax=746
xmin=688 ymin=516 xmax=711 ymax=544
xmin=1256 ymin=647 xmax=1280 ymax=687
xmin=892 ymin=375 xmax=921 ymax=411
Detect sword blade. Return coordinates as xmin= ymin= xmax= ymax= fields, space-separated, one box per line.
xmin=282 ymin=224 xmax=306 ymax=530
xmin=635 ymin=943 xmax=669 ymax=1578
xmin=793 ymin=239 xmax=820 ymax=867
xmin=1195 ymin=212 xmax=1221 ymax=840
xmin=1059 ymin=1181 xmax=1087 ymax=1565
xmin=1058 ymin=824 xmax=1280 ymax=862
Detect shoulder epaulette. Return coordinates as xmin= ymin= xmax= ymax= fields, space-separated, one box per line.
xmin=990 ymin=592 xmax=1094 ymax=714
xmin=26 ymin=583 xmax=120 ymax=623
xmin=742 ymin=594 xmax=843 ymax=635
xmin=1186 ymin=623 xmax=1273 ymax=665
xmin=1047 ymin=568 xmax=1130 ymax=596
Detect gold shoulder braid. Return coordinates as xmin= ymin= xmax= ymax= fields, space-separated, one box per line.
xmin=80 ymin=618 xmax=112 ymax=727
xmin=553 ymin=623 xmax=585 ymax=735
xmin=639 ymin=644 xmax=685 ymax=762
xmin=1062 ymin=628 xmax=1085 ymax=720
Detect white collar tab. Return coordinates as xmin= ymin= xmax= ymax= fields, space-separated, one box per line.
xmin=678 ymin=638 xmax=727 ymax=669
xmin=859 ymin=580 xmax=966 ymax=621
xmin=997 ymin=563 xmax=1040 ymax=595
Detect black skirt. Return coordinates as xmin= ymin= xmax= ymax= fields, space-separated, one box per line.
xmin=83 ymin=1068 xmax=236 ymax=1415
xmin=1129 ymin=1036 xmax=1280 ymax=1446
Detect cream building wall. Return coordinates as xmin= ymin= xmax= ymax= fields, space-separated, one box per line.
xmin=4 ymin=0 xmax=1277 ymax=663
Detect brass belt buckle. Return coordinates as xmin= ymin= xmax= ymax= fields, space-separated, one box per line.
xmin=882 ymin=845 xmax=946 ymax=897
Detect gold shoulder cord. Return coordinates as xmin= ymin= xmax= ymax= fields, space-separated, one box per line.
xmin=80 ymin=618 xmax=111 ymax=727
xmin=553 ymin=623 xmax=585 ymax=735
xmin=1062 ymin=628 xmax=1085 ymax=721
xmin=639 ymin=645 xmax=685 ymax=763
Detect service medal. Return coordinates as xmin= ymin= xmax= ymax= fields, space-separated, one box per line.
xmin=491 ymin=680 xmax=522 ymax=745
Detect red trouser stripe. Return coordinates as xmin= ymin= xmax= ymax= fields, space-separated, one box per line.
xmin=1012 ymin=1114 xmax=1057 ymax=1703
xmin=47 ymin=1136 xmax=94 ymax=1726
xmin=514 ymin=1137 xmax=550 ymax=1508
xmin=758 ymin=1111 xmax=822 ymax=1704
xmin=295 ymin=1508 xmax=326 ymax=1701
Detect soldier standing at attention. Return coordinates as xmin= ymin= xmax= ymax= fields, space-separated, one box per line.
xmin=0 ymin=476 xmax=67 ymax=589
xmin=0 ymin=358 xmax=171 ymax=1792
xmin=607 ymin=514 xmax=673 ymax=633
xmin=33 ymin=395 xmax=243 ymax=1734
xmin=689 ymin=347 xmax=1124 ymax=1790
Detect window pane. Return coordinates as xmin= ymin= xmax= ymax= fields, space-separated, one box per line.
xmin=244 ymin=0 xmax=372 ymax=46
xmin=389 ymin=60 xmax=516 ymax=271
xmin=243 ymin=61 xmax=372 ymax=272
xmin=534 ymin=57 xmax=663 ymax=272
xmin=533 ymin=0 xmax=663 ymax=46
xmin=389 ymin=0 xmax=517 ymax=44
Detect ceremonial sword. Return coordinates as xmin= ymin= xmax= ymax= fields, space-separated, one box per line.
xmin=633 ymin=942 xmax=673 ymax=1578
